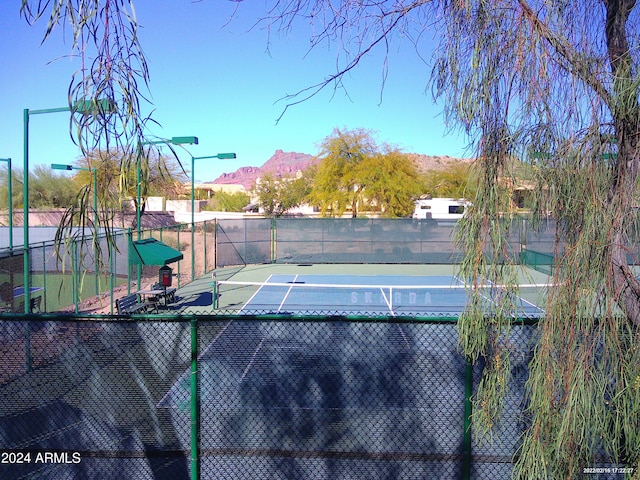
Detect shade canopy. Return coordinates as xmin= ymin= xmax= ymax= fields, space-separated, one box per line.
xmin=129 ymin=238 xmax=183 ymax=266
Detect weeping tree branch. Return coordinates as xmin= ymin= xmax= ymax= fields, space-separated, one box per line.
xmin=257 ymin=0 xmax=434 ymax=122
xmin=20 ymin=0 xmax=154 ymax=301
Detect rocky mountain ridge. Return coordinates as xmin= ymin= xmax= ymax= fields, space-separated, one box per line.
xmin=211 ymin=149 xmax=473 ymax=190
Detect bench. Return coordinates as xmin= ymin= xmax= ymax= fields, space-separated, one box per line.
xmin=116 ymin=294 xmax=154 ymax=315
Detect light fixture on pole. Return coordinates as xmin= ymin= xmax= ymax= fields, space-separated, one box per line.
xmin=137 ymin=136 xmax=199 ymax=240
xmin=190 ymin=153 xmax=236 ymax=281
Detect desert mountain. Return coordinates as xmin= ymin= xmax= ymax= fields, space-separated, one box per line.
xmin=211 ymin=149 xmax=473 ymax=190
xmin=211 ymin=150 xmax=316 ymax=189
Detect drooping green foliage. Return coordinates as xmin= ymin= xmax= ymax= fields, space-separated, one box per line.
xmin=204 ymin=191 xmax=250 ymax=213
xmin=20 ymin=0 xmax=156 ymax=277
xmin=431 ymin=1 xmax=640 ymax=476
xmin=21 ymin=0 xmax=150 ymax=156
xmin=22 ymin=0 xmax=640 ymax=475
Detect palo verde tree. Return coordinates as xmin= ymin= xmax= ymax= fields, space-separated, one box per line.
xmin=356 ymin=150 xmax=424 ymax=217
xmin=310 ymin=128 xmax=420 ymax=217
xmin=253 ymin=171 xmax=313 ymax=217
xmin=250 ymin=1 xmax=640 ymax=477
xmin=0 ymin=165 xmax=79 ymax=210
xmin=65 ymin=149 xmax=188 ymax=228
xmin=421 ymin=162 xmax=477 ymax=201
xmin=310 ymin=128 xmax=378 ymax=217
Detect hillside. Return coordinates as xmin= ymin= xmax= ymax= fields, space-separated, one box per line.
xmin=211 ymin=150 xmax=473 ymax=189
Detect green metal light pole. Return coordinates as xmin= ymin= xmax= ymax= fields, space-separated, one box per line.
xmin=190 ymin=153 xmax=236 ymax=281
xmin=52 ymin=163 xmax=99 ymax=298
xmin=0 ymin=158 xmax=12 ymax=251
xmin=23 ymin=99 xmax=114 ymax=313
xmin=137 ymin=136 xmax=199 ymax=240
xmin=135 ymin=136 xmax=198 ymax=289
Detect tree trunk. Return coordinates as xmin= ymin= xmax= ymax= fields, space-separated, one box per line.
xmin=604 ymin=0 xmax=640 ymax=326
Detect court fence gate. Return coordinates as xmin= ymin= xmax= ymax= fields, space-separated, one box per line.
xmin=0 ymin=312 xmax=544 ymax=480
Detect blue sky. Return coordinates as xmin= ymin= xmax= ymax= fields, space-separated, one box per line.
xmin=0 ymin=1 xmax=469 ymax=183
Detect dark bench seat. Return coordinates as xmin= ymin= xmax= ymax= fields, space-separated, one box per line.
xmin=116 ymin=294 xmax=154 ymax=315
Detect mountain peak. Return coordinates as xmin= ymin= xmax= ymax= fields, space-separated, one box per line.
xmin=212 ymin=150 xmax=317 ymax=189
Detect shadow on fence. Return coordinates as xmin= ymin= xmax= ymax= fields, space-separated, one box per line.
xmin=0 ymin=313 xmax=540 ymax=480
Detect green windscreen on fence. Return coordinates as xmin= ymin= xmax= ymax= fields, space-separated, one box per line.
xmin=0 ymin=314 xmax=539 ymax=480
xmin=0 ymin=252 xmax=24 ymax=311
xmin=215 ymin=217 xmax=527 ymax=267
xmin=216 ymin=218 xmax=272 ymax=267
xmin=274 ymin=218 xmax=463 ymax=264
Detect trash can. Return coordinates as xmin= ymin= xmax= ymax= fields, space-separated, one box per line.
xmin=159 ymin=265 xmax=173 ymax=287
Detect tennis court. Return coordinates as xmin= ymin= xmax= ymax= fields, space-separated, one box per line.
xmin=215 ymin=273 xmax=546 ymax=317
xmin=157 ymin=267 xmax=545 ymax=478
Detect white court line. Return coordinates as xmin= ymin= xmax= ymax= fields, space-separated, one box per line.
xmin=241 ymin=337 xmax=266 ymax=383
xmin=379 ymin=287 xmax=394 ymax=315
xmin=239 ymin=275 xmax=276 ymax=312
xmin=277 ymin=274 xmax=299 ymax=313
xmin=222 ymin=280 xmax=554 ymax=290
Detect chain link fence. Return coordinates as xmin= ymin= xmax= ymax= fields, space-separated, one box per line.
xmin=3 ymin=216 xmax=640 ymax=314
xmin=0 ymin=313 xmax=544 ymax=480
xmin=0 ymin=220 xmax=221 ymax=314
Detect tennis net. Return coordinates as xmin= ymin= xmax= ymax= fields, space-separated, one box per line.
xmin=212 ymin=274 xmax=547 ymax=317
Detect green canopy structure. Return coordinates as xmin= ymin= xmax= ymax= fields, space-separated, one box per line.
xmin=129 ymin=238 xmax=183 ymax=266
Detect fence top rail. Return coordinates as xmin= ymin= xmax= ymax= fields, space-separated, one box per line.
xmin=0 ymin=311 xmax=542 ymax=325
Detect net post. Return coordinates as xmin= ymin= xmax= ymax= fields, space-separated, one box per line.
xmin=211 ymin=274 xmax=218 ymax=310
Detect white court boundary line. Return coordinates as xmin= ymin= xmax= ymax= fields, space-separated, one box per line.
xmin=221 ymin=280 xmax=554 ymax=290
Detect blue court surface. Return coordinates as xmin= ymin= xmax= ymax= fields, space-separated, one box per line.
xmin=216 ymin=274 xmax=546 ymax=317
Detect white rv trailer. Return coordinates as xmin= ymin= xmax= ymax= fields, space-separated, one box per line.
xmin=412 ymin=198 xmax=469 ymax=222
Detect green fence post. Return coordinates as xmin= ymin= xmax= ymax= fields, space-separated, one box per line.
xmin=25 ymin=243 xmax=32 ymax=371
xmin=203 ymin=220 xmax=208 ymax=274
xmin=73 ymin=241 xmax=79 ymax=314
xmin=271 ymin=218 xmax=276 ymax=263
xmin=177 ymin=225 xmax=182 ymax=288
xmin=191 ymin=219 xmax=196 ymax=282
xmin=213 ymin=219 xmax=217 ymax=269
xmin=41 ymin=241 xmax=47 ymax=312
xmin=110 ymin=234 xmax=116 ymax=315
xmin=212 ymin=279 xmax=218 ymax=310
xmin=127 ymin=229 xmax=132 ymax=296
xmin=190 ymin=317 xmax=200 ymax=480
xmin=462 ymin=357 xmax=473 ymax=480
